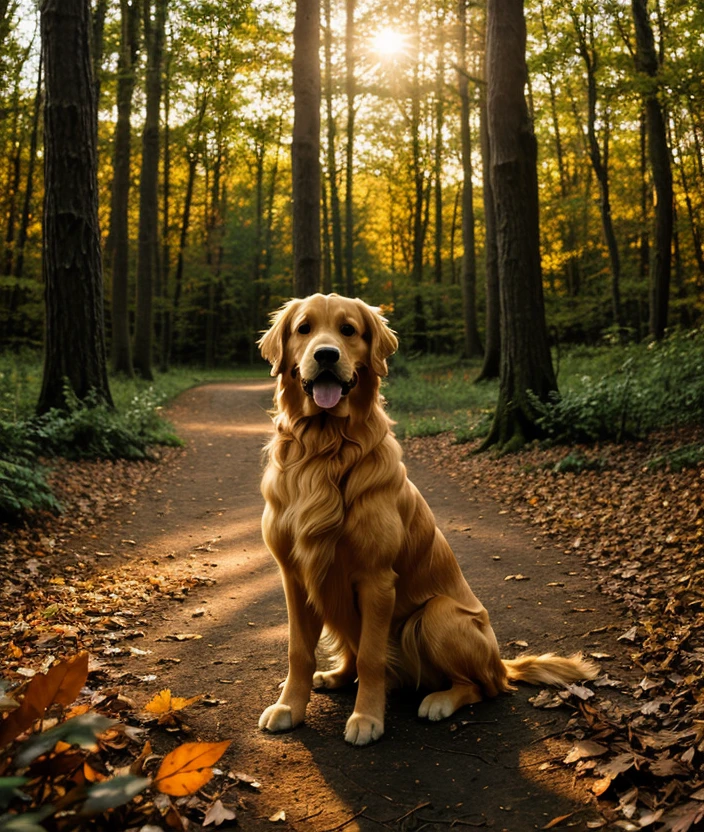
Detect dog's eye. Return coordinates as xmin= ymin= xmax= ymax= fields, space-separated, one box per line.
xmin=340 ymin=324 xmax=356 ymax=336
xmin=297 ymin=323 xmax=311 ymax=335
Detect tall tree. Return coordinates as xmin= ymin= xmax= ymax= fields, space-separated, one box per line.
xmin=133 ymin=0 xmax=167 ymax=380
xmin=343 ymin=0 xmax=355 ymax=296
xmin=291 ymin=0 xmax=321 ymax=296
xmin=107 ymin=0 xmax=139 ymax=375
xmin=457 ymin=0 xmax=482 ymax=358
xmin=475 ymin=90 xmax=500 ymax=381
xmin=631 ymin=0 xmax=673 ymax=340
xmin=571 ymin=7 xmax=624 ymax=332
xmin=37 ymin=0 xmax=112 ymax=413
xmin=483 ymin=0 xmax=556 ymax=451
xmin=323 ymin=0 xmax=343 ymax=293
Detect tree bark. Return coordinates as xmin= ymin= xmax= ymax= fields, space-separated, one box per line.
xmin=13 ymin=51 xmax=43 ymax=282
xmin=631 ymin=0 xmax=673 ymax=340
xmin=475 ymin=91 xmax=500 ymax=381
xmin=482 ymin=0 xmax=556 ymax=451
xmin=343 ymin=0 xmax=355 ymax=296
xmin=37 ymin=0 xmax=112 ymax=413
xmin=457 ymin=0 xmax=482 ymax=358
xmin=133 ymin=0 xmax=167 ymax=380
xmin=571 ymin=10 xmax=623 ymax=332
xmin=292 ymin=0 xmax=321 ymax=297
xmin=323 ymin=0 xmax=343 ymax=293
xmin=108 ymin=0 xmax=138 ymax=376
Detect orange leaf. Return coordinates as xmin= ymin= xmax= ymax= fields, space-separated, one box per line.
xmin=154 ymin=741 xmax=231 ymax=796
xmin=145 ymin=689 xmax=200 ymax=714
xmin=84 ymin=761 xmax=108 ymax=782
xmin=0 ymin=652 xmax=89 ymax=748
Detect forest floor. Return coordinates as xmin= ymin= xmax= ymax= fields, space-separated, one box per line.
xmin=1 ymin=381 xmax=703 ymax=831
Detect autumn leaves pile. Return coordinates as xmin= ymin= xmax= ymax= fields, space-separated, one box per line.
xmin=0 ymin=652 xmax=236 ymax=829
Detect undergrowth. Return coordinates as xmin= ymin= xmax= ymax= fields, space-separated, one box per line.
xmin=386 ymin=329 xmax=704 ymax=445
xmin=0 ymin=357 xmax=267 ymax=521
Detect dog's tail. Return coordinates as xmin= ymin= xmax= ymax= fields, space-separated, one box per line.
xmin=502 ymin=653 xmax=598 ymax=686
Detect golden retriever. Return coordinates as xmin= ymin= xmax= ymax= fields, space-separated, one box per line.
xmin=257 ymin=293 xmax=596 ymax=746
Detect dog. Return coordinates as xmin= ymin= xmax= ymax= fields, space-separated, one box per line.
xmin=257 ymin=293 xmax=597 ymax=746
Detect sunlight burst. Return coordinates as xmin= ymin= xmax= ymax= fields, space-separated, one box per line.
xmin=371 ymin=28 xmax=406 ymax=57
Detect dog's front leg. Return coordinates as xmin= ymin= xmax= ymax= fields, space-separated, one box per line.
xmin=259 ymin=573 xmax=322 ymax=733
xmin=344 ymin=573 xmax=396 ymax=746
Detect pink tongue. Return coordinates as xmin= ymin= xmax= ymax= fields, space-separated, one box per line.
xmin=313 ymin=378 xmax=343 ymax=409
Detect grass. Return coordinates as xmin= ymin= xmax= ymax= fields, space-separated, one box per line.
xmin=385 ymin=328 xmax=704 ymax=441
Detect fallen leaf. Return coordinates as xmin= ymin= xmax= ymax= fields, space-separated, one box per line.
xmin=154 ymin=740 xmax=231 ymax=796
xmin=203 ymin=799 xmax=237 ymax=827
xmin=563 ymin=741 xmax=608 ymax=764
xmin=269 ymin=810 xmax=286 ymax=822
xmin=145 ymin=689 xmax=201 ymax=715
xmin=542 ymin=813 xmax=573 ymax=829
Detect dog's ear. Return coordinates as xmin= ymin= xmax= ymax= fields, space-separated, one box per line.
xmin=357 ymin=300 xmax=398 ymax=377
xmin=258 ymin=299 xmax=301 ymax=376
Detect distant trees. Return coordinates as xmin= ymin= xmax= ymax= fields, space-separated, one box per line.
xmin=0 ymin=0 xmax=702 ymax=373
xmin=37 ymin=0 xmax=112 ymax=413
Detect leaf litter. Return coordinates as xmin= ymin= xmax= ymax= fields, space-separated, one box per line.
xmin=407 ymin=425 xmax=704 ymax=829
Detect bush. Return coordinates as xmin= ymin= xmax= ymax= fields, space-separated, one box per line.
xmin=0 ymin=421 xmax=60 ymax=521
xmin=534 ymin=330 xmax=704 ymax=443
xmin=28 ymin=385 xmax=182 ymax=461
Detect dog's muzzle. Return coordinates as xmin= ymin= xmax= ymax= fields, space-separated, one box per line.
xmin=301 ymin=370 xmax=357 ymax=409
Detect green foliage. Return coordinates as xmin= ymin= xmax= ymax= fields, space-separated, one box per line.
xmin=534 ymin=330 xmax=704 ymax=443
xmin=28 ymin=384 xmax=182 ymax=462
xmin=550 ymin=451 xmax=607 ymax=474
xmin=0 ymin=421 xmax=60 ymax=521
xmin=646 ymin=444 xmax=704 ymax=473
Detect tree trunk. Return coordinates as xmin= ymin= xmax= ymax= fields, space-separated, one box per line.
xmin=457 ymin=0 xmax=482 ymax=358
xmin=133 ymin=0 xmax=166 ymax=380
xmin=108 ymin=0 xmax=138 ymax=376
xmin=343 ymin=0 xmax=355 ymax=296
xmin=159 ymin=38 xmax=172 ymax=373
xmin=292 ymin=0 xmax=320 ymax=297
xmin=476 ymin=83 xmax=500 ymax=381
xmin=410 ymin=8 xmax=427 ymax=352
xmin=13 ymin=51 xmax=43 ymax=282
xmin=631 ymin=0 xmax=673 ymax=340
xmin=37 ymin=0 xmax=112 ymax=413
xmin=323 ymin=0 xmax=343 ymax=293
xmin=482 ymin=0 xmax=556 ymax=451
xmin=571 ymin=11 xmax=623 ymax=332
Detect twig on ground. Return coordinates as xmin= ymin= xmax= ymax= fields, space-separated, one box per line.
xmin=421 ymin=742 xmax=494 ymax=765
xmin=319 ymin=806 xmax=368 ymax=832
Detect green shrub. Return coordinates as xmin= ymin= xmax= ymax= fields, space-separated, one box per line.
xmin=646 ymin=444 xmax=704 ymax=472
xmin=550 ymin=451 xmax=608 ymax=474
xmin=28 ymin=384 xmax=182 ymax=461
xmin=0 ymin=421 xmax=60 ymax=521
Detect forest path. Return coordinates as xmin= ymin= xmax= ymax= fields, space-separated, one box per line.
xmin=103 ymin=381 xmax=628 ymax=831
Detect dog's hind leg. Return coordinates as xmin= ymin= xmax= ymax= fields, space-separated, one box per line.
xmin=403 ymin=595 xmax=510 ymax=721
xmin=418 ymin=681 xmax=482 ymax=721
xmin=313 ymin=644 xmax=357 ymax=689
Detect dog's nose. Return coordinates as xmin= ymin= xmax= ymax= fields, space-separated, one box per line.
xmin=314 ymin=346 xmax=340 ymax=365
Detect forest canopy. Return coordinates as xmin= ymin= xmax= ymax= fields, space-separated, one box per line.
xmin=0 ymin=0 xmax=702 ymax=368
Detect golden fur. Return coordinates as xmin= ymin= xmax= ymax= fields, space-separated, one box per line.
xmin=257 ymin=293 xmax=596 ymax=745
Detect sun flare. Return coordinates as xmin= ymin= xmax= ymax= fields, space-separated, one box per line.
xmin=371 ymin=28 xmax=406 ymax=57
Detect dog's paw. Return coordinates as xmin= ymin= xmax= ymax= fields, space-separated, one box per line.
xmin=313 ymin=669 xmax=355 ymax=690
xmin=259 ymin=703 xmax=296 ymax=733
xmin=418 ymin=691 xmax=455 ymax=721
xmin=344 ymin=712 xmax=384 ymax=746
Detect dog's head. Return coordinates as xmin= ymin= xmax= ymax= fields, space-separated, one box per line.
xmin=258 ymin=293 xmax=398 ymax=418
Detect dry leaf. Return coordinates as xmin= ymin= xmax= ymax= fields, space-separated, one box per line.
xmin=563 ymin=740 xmax=608 ymax=764
xmin=269 ymin=810 xmax=286 ymax=822
xmin=154 ymin=740 xmax=231 ymax=796
xmin=541 ymin=813 xmax=574 ymax=829
xmin=144 ymin=689 xmax=201 ymax=715
xmin=203 ymin=799 xmax=237 ymax=826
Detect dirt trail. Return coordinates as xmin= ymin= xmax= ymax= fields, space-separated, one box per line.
xmin=88 ymin=382 xmax=631 ymax=831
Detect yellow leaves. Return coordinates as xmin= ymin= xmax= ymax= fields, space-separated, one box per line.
xmin=144 ymin=689 xmax=201 ymax=715
xmin=153 ymin=741 xmax=231 ymax=796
